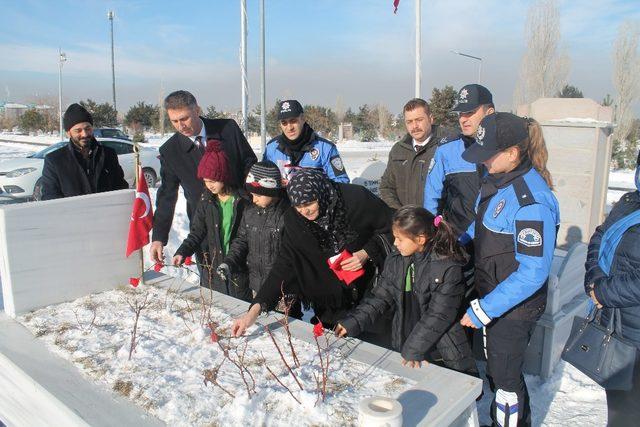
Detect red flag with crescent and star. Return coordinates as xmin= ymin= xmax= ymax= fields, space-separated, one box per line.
xmin=126 ymin=169 xmax=154 ymax=257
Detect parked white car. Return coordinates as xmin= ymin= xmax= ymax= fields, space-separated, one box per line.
xmin=0 ymin=138 xmax=161 ymax=202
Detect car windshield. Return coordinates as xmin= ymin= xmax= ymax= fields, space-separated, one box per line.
xmin=29 ymin=141 xmax=67 ymax=159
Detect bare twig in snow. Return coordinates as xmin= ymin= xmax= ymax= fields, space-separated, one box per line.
xmin=276 ymin=281 xmax=300 ymax=368
xmin=126 ymin=292 xmax=152 ymax=361
xmin=263 ymin=352 xmax=301 ymax=405
xmin=203 ymin=359 xmax=235 ymax=398
xmin=72 ymin=305 xmax=97 ymax=334
xmin=265 ymin=324 xmax=303 ymax=391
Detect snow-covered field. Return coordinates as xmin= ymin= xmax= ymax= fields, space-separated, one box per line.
xmin=18 ymin=283 xmax=413 ymax=426
xmin=0 ymin=135 xmax=630 ymax=426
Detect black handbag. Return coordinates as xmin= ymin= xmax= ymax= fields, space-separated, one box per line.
xmin=562 ymin=307 xmax=637 ymax=390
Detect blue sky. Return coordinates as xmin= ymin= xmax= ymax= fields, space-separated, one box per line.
xmin=1 ymin=0 xmax=639 ymax=114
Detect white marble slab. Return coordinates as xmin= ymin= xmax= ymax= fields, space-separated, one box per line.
xmin=0 ymin=190 xmax=140 ymax=317
xmin=0 ymin=272 xmax=482 ymax=427
xmin=0 ymin=313 xmax=163 ymax=427
xmin=147 ymin=272 xmax=483 ymax=427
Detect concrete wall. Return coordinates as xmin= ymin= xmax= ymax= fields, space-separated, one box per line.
xmin=517 ymin=98 xmax=614 ymax=245
xmin=0 ymin=190 xmax=140 ymax=317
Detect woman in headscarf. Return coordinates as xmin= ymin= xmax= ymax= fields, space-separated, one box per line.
xmin=231 ymin=168 xmax=393 ymax=339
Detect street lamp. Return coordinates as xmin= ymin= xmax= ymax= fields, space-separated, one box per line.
xmin=58 ymin=48 xmax=67 ymax=140
xmin=450 ymin=50 xmax=482 ymax=84
xmin=107 ymin=10 xmax=117 ymax=123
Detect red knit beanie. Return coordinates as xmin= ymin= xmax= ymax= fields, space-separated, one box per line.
xmin=197 ymin=139 xmax=231 ymax=183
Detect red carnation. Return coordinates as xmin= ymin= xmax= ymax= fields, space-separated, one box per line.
xmin=313 ymin=322 xmax=324 ymax=338
xmin=184 ymin=256 xmax=193 ymax=266
xmin=129 ymin=277 xmax=140 ymax=287
xmin=154 ymin=262 xmax=163 ymax=272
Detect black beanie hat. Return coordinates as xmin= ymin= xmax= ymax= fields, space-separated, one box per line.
xmin=245 ymin=161 xmax=284 ymax=197
xmin=63 ymin=103 xmax=93 ymax=131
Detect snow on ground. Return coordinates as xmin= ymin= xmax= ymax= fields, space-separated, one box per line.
xmin=18 ymin=283 xmax=413 ymax=426
xmin=0 ymin=132 xmax=60 ymax=145
xmin=0 ymin=135 xmax=633 ymax=426
xmin=0 ymin=141 xmax=37 ymax=159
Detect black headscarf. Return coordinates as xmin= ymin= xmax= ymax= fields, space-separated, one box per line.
xmin=287 ymin=169 xmax=357 ymax=255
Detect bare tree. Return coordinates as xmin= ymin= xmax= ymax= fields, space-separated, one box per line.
xmin=514 ymin=0 xmax=570 ymax=107
xmin=612 ymin=20 xmax=640 ymax=164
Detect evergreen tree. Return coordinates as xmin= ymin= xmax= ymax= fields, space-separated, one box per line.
xmin=303 ymin=105 xmax=337 ymax=138
xmin=556 ymin=84 xmax=584 ymax=98
xmin=428 ymin=85 xmax=458 ymax=129
xmin=204 ymin=106 xmax=226 ymax=119
xmin=125 ymin=102 xmax=158 ymax=132
xmin=19 ymin=109 xmax=45 ymax=132
xmin=80 ymin=99 xmax=118 ymax=127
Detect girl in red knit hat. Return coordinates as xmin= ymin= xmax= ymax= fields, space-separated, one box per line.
xmin=172 ymin=139 xmax=251 ymax=301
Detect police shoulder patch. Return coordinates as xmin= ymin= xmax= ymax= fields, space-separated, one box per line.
xmin=330 ymin=155 xmax=345 ymax=175
xmin=515 ymin=220 xmax=544 ymax=257
xmin=310 ymin=148 xmax=320 ymax=160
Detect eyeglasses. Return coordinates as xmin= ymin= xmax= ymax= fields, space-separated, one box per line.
xmin=245 ymin=173 xmax=279 ymax=189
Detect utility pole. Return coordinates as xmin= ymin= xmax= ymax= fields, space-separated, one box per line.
xmin=108 ymin=10 xmax=117 ymax=124
xmin=240 ymin=0 xmax=248 ymax=134
xmin=58 ymin=48 xmax=67 ymax=140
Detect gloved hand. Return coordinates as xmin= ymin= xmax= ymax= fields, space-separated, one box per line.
xmin=216 ymin=263 xmax=230 ymax=281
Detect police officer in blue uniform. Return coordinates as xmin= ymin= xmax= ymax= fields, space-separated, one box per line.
xmin=423 ymin=84 xmax=495 ymax=237
xmin=263 ymin=100 xmax=349 ymax=184
xmin=459 ymin=113 xmax=560 ymax=427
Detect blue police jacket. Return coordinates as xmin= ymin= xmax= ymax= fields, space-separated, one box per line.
xmin=464 ymin=163 xmax=560 ymax=328
xmin=263 ymin=134 xmax=350 ymax=183
xmin=423 ymin=136 xmax=480 ymax=235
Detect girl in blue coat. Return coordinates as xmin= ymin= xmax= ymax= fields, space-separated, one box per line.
xmin=459 ymin=113 xmax=560 ymax=427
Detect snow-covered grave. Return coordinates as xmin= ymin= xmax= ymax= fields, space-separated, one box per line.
xmin=0 ymin=190 xmax=482 ymax=426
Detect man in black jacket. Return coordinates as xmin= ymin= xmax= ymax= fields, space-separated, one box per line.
xmin=41 ymin=103 xmax=128 ymax=200
xmin=150 ymin=90 xmax=257 ymax=263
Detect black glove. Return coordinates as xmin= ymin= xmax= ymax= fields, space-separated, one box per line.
xmin=216 ymin=263 xmax=230 ymax=280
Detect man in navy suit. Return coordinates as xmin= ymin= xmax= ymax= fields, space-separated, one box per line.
xmin=150 ymin=90 xmax=257 ymax=264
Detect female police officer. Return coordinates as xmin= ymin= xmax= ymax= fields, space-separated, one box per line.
xmin=459 ymin=112 xmax=559 ymax=427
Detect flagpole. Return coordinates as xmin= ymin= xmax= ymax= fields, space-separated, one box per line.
xmin=133 ymin=141 xmax=145 ymax=285
xmin=415 ymin=0 xmax=421 ymax=98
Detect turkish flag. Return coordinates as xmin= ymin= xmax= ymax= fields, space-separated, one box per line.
xmin=393 ymin=0 xmax=400 ymax=13
xmin=126 ymin=169 xmax=154 ymax=257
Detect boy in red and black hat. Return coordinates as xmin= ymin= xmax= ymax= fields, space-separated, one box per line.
xmin=172 ymin=140 xmax=251 ymax=301
xmin=217 ymin=161 xmax=298 ymax=315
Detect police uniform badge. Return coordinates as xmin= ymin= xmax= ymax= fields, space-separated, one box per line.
xmin=493 ymin=199 xmax=506 ymax=218
xmin=459 ymin=88 xmax=468 ymax=102
xmin=330 ymin=155 xmax=345 ymax=176
xmin=476 ymin=125 xmax=485 ymax=146
xmin=310 ymin=148 xmax=320 ymax=160
xmin=516 ymin=220 xmax=544 ymax=257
